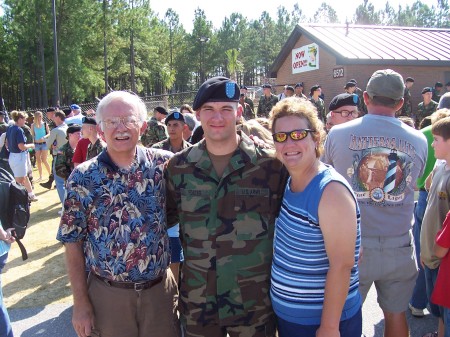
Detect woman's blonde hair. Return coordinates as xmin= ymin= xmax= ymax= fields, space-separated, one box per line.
xmin=270 ymin=97 xmax=326 ymax=157
xmin=11 ymin=110 xmax=27 ymax=122
xmin=34 ymin=111 xmax=43 ymax=127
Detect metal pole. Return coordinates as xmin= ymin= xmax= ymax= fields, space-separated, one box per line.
xmin=52 ymin=0 xmax=60 ymax=107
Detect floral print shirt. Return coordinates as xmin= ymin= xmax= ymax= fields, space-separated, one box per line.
xmin=56 ymin=146 xmax=174 ymax=282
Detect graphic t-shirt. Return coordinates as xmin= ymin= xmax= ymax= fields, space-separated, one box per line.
xmin=323 ymin=114 xmax=428 ymax=237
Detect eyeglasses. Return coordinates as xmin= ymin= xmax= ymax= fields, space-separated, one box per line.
xmin=332 ymin=110 xmax=359 ymax=118
xmin=101 ymin=116 xmax=140 ymax=129
xmin=272 ymin=129 xmax=315 ymax=143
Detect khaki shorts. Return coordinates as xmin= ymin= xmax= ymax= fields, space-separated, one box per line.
xmin=358 ymin=231 xmax=418 ymax=313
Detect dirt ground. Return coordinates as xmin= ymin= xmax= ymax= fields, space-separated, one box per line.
xmin=3 ymin=170 xmax=73 ymax=309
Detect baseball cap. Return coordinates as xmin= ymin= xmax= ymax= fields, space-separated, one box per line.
xmin=70 ymin=104 xmax=81 ymax=110
xmin=366 ymin=69 xmax=405 ymax=101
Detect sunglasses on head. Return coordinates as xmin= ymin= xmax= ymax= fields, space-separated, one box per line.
xmin=272 ymin=129 xmax=315 ymax=143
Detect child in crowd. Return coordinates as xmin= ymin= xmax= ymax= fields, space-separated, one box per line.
xmin=421 ymin=116 xmax=450 ymax=337
xmin=433 ymin=211 xmax=450 ymax=337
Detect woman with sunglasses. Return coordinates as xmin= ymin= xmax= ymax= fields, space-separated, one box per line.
xmin=269 ymin=98 xmax=362 ymax=337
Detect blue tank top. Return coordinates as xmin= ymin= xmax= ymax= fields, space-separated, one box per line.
xmin=33 ymin=123 xmax=46 ymax=141
xmin=270 ymin=165 xmax=361 ymax=325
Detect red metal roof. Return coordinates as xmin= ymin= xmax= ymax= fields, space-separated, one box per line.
xmin=271 ymin=24 xmax=450 ymax=75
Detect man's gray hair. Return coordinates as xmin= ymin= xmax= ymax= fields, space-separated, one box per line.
xmin=96 ymin=91 xmax=147 ymax=127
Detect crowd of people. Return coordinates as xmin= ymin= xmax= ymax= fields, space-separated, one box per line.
xmin=0 ymin=69 xmax=450 ymax=337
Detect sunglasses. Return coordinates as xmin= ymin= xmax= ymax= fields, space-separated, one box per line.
xmin=272 ymin=129 xmax=315 ymax=143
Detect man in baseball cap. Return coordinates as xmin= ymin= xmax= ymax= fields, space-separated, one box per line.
xmin=165 ymin=76 xmax=287 ymax=336
xmin=323 ymin=69 xmax=427 ymax=337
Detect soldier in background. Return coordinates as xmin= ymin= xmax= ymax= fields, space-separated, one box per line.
xmin=239 ymin=93 xmax=254 ymax=120
xmin=165 ymin=76 xmax=288 ymax=337
xmin=309 ymin=84 xmax=326 ymax=122
xmin=416 ymin=87 xmax=438 ymax=128
xmin=294 ymin=82 xmax=307 ymax=99
xmin=140 ymin=106 xmax=168 ymax=147
xmin=432 ymin=81 xmax=444 ymax=103
xmin=240 ymin=86 xmax=254 ymax=111
xmin=152 ymin=111 xmax=191 ymax=285
xmin=55 ymin=124 xmax=82 ymax=181
xmin=401 ymin=77 xmax=415 ymax=117
xmin=257 ymin=84 xmax=279 ymax=118
xmin=349 ymin=79 xmax=367 ymax=116
xmin=344 ymin=81 xmax=356 ymax=94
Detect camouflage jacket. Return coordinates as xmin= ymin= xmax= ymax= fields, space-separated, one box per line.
xmin=242 ymin=102 xmax=255 ymax=121
xmin=401 ymin=87 xmax=412 ymax=116
xmin=140 ymin=117 xmax=167 ymax=147
xmin=309 ymin=97 xmax=326 ymax=122
xmin=244 ymin=96 xmax=254 ymax=110
xmin=165 ymin=131 xmax=288 ymax=326
xmin=416 ymin=100 xmax=438 ymax=126
xmin=151 ymin=138 xmax=192 ymax=153
xmin=86 ymin=138 xmax=106 ymax=161
xmin=257 ymin=94 xmax=279 ymax=118
xmin=55 ymin=142 xmax=75 ymax=180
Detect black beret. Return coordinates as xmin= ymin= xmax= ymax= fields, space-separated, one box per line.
xmin=405 ymin=77 xmax=415 ymax=83
xmin=67 ymin=124 xmax=82 ymax=134
xmin=435 ymin=82 xmax=443 ymax=87
xmin=262 ymin=84 xmax=272 ymax=89
xmin=286 ymin=85 xmax=294 ymax=92
xmin=294 ymin=82 xmax=304 ymax=88
xmin=329 ymin=93 xmax=359 ymax=111
xmin=422 ymin=87 xmax=433 ymax=94
xmin=240 ymin=85 xmax=248 ymax=90
xmin=62 ymin=108 xmax=72 ymax=117
xmin=155 ymin=106 xmax=168 ymax=115
xmin=310 ymin=84 xmax=321 ymax=95
xmin=344 ymin=81 xmax=356 ymax=89
xmin=46 ymin=107 xmax=57 ymax=112
xmin=193 ymin=76 xmax=240 ymax=110
xmin=82 ymin=116 xmax=97 ymax=125
xmin=165 ymin=111 xmax=185 ymax=125
xmin=349 ymin=79 xmax=357 ymax=84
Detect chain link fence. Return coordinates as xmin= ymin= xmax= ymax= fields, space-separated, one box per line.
xmin=25 ymin=91 xmax=198 ymax=121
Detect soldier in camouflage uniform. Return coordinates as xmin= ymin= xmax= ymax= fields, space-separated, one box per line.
xmin=165 ymin=77 xmax=288 ymax=337
xmin=256 ymin=84 xmax=279 ymax=118
xmin=239 ymin=94 xmax=254 ymax=120
xmin=415 ymin=87 xmax=438 ymax=128
xmin=294 ymin=82 xmax=307 ymax=99
xmin=432 ymin=81 xmax=443 ymax=103
xmin=140 ymin=106 xmax=168 ymax=147
xmin=401 ymin=77 xmax=415 ymax=117
xmin=309 ymin=84 xmax=326 ymax=122
xmin=55 ymin=124 xmax=81 ymax=180
xmin=81 ymin=117 xmax=105 ymax=161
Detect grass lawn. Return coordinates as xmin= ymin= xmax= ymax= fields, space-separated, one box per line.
xmin=3 ymin=170 xmax=73 ymax=309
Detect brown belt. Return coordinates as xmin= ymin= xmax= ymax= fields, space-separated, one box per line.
xmin=93 ymin=272 xmax=164 ymax=291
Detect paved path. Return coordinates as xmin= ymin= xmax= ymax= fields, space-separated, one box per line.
xmin=10 ymin=286 xmax=438 ymax=337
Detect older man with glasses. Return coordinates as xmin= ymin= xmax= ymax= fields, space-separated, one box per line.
xmin=57 ymin=91 xmax=180 ymax=337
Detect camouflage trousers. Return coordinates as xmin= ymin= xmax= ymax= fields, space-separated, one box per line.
xmin=180 ymin=312 xmax=276 ymax=337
